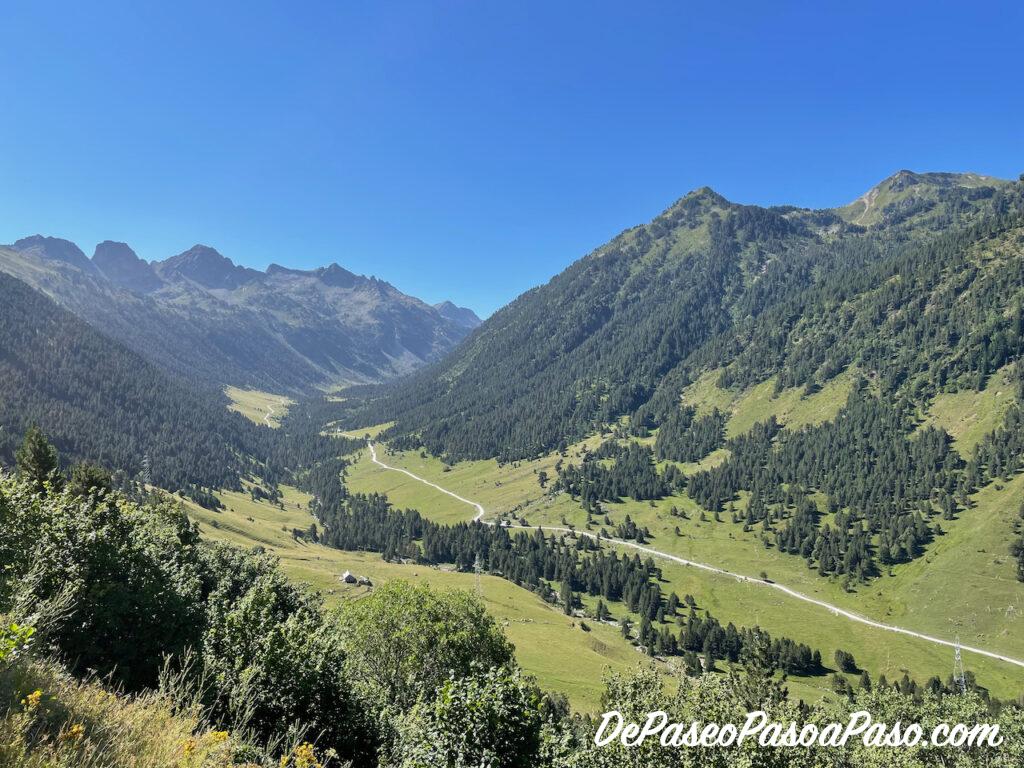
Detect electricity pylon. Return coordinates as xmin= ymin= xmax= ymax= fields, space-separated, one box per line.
xmin=953 ymin=636 xmax=967 ymax=694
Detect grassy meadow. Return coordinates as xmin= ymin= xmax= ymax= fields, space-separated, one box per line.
xmin=916 ymin=363 xmax=1018 ymax=456
xmin=224 ymin=386 xmax=293 ymax=427
xmin=178 ymin=483 xmax=652 ymax=712
xmin=344 ymin=375 xmax=1024 ymax=702
xmin=195 ymin=363 xmax=1024 ymax=706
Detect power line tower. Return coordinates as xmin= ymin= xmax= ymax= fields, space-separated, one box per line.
xmin=953 ymin=636 xmax=967 ymax=694
xmin=474 ymin=554 xmax=483 ymax=597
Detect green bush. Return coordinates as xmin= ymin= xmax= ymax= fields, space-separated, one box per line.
xmin=1 ymin=475 xmax=206 ymax=690
xmin=339 ymin=580 xmax=515 ymax=713
xmin=393 ymin=665 xmax=549 ymax=768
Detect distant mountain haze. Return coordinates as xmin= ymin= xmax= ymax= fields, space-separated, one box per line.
xmin=155 ymin=244 xmax=264 ymax=290
xmin=0 ymin=236 xmax=480 ymax=393
xmin=433 ymin=300 xmax=483 ymax=330
xmin=12 ymin=235 xmax=99 ymax=274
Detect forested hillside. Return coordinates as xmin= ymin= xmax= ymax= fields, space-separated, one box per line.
xmin=0 ymin=273 xmax=350 ymax=498
xmin=348 ymin=171 xmax=1021 ymax=462
xmin=344 ymin=171 xmax=1024 ymax=584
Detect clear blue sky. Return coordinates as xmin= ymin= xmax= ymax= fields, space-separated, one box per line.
xmin=1 ymin=1 xmax=1021 ymax=316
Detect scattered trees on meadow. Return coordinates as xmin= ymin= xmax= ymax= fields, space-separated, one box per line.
xmin=3 ymin=430 xmax=1022 ymax=766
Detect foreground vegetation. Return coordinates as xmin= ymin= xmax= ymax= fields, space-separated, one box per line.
xmin=4 ymin=429 xmax=1024 ymax=765
xmin=178 ymin=481 xmax=646 ymax=712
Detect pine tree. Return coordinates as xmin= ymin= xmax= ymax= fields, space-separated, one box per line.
xmin=16 ymin=425 xmax=61 ymax=493
xmin=67 ymin=461 xmax=112 ymax=497
xmin=834 ymin=649 xmax=858 ymax=673
xmin=559 ymin=580 xmax=573 ymax=615
xmin=702 ymin=636 xmax=716 ymax=672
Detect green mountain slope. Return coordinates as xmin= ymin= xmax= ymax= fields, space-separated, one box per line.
xmin=321 ymin=170 xmax=1024 ymax=704
xmin=349 ymin=171 xmax=1022 ymax=463
xmin=0 ymin=272 xmax=339 ymax=496
xmin=835 ymin=170 xmax=1008 ymax=227
xmin=341 ymin=172 xmax=1024 ymax=593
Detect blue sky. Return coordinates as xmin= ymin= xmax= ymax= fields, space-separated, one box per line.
xmin=1 ymin=1 xmax=1021 ymax=316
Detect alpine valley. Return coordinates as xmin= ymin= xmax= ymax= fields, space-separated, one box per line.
xmin=4 ymin=170 xmax=1024 ymax=767
xmin=333 ymin=170 xmax=1024 ymax=704
xmin=0 ymin=236 xmax=478 ymax=497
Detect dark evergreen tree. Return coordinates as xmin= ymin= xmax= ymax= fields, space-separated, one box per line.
xmin=15 ymin=425 xmax=61 ymax=493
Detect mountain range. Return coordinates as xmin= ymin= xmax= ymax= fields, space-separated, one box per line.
xmin=344 ymin=170 xmax=1022 ymax=461
xmin=4 ymin=167 xmax=1024 ymax=716
xmin=0 ymin=236 xmax=480 ymax=392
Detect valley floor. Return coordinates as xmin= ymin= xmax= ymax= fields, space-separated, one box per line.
xmin=178 ymin=484 xmax=657 ymax=712
xmin=224 ymin=386 xmax=293 ymax=427
xmin=346 ymin=438 xmax=1024 ymax=702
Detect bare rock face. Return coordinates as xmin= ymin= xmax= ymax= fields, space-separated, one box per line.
xmin=93 ymin=241 xmax=163 ymax=293
xmin=11 ymin=235 xmax=98 ymax=274
xmin=434 ymin=300 xmax=482 ymax=330
xmin=154 ymin=244 xmax=262 ymax=290
xmin=0 ymin=235 xmax=481 ymax=392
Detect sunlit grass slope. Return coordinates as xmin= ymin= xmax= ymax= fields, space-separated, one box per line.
xmin=346 ymin=442 xmax=1024 ymax=700
xmin=224 ymin=386 xmax=293 ymax=427
xmin=916 ymin=363 xmax=1018 ymax=456
xmin=177 ymin=483 xmax=646 ymax=712
xmin=682 ymin=369 xmax=855 ymax=438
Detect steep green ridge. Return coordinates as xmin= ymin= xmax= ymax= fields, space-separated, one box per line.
xmin=337 ymin=171 xmax=1024 ymax=697
xmin=348 ymin=172 xmax=1020 ymax=463
xmin=339 ymin=175 xmax=1024 ymax=579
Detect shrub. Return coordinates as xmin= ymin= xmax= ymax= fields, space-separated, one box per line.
xmin=392 ymin=666 xmax=548 ymax=768
xmin=339 ymin=580 xmax=515 ymax=713
xmin=1 ymin=476 xmax=206 ymax=690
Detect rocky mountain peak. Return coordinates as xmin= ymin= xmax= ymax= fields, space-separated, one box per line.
xmin=10 ymin=235 xmax=97 ymax=273
xmin=434 ymin=300 xmax=481 ymax=329
xmin=156 ymin=245 xmax=262 ymax=290
xmin=92 ymin=241 xmax=163 ymax=293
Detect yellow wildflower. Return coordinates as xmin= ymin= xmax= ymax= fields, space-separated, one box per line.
xmin=21 ymin=689 xmax=43 ymax=709
xmin=294 ymin=742 xmax=321 ymax=768
xmin=62 ymin=723 xmax=85 ymax=741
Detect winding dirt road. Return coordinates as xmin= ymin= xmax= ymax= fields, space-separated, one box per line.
xmin=367 ymin=442 xmax=1024 ymax=672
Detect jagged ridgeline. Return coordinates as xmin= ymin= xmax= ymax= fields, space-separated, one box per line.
xmin=343 ymin=172 xmax=1024 ymax=582
xmin=0 ymin=238 xmax=480 ymax=393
